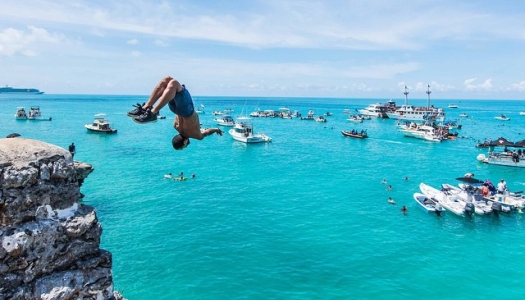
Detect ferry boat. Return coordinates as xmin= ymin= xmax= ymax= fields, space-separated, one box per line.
xmin=0 ymin=85 xmax=44 ymax=94
xmin=386 ymin=85 xmax=445 ymax=122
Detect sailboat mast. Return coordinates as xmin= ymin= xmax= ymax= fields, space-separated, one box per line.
xmin=404 ymin=86 xmax=409 ymax=105
xmin=426 ymin=84 xmax=431 ymax=108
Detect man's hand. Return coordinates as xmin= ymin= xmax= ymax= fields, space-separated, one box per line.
xmin=216 ymin=128 xmax=223 ymax=136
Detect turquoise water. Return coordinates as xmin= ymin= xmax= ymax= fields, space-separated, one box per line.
xmin=2 ymin=95 xmax=525 ymax=299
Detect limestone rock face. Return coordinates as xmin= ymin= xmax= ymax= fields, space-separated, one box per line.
xmin=0 ymin=138 xmax=122 ymax=300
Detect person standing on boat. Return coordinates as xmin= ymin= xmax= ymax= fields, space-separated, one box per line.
xmin=128 ymin=76 xmax=222 ymax=150
xmin=497 ymin=179 xmax=507 ymax=194
xmin=68 ymin=142 xmax=76 ymax=159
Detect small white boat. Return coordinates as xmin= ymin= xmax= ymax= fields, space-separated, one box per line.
xmin=459 ymin=113 xmax=468 ymax=117
xmin=211 ymin=111 xmax=224 ymax=115
xmin=300 ymin=110 xmax=315 ymax=120
xmin=85 ymin=113 xmax=117 ymax=134
xmin=448 ymin=104 xmax=458 ymax=108
xmin=228 ymin=117 xmax=271 ymax=144
xmin=520 ymin=112 xmax=525 ymax=116
xmin=315 ymin=116 xmax=327 ymax=123
xmin=494 ymin=114 xmax=510 ymax=121
xmin=420 ymin=183 xmax=473 ymax=217
xmin=214 ymin=115 xmax=235 ymax=126
xmin=27 ymin=106 xmax=52 ymax=121
xmin=347 ymin=115 xmax=363 ymax=123
xmin=196 ymin=104 xmax=205 ymax=114
xmin=15 ymin=107 xmax=28 ymax=120
xmin=413 ymin=192 xmax=446 ymax=214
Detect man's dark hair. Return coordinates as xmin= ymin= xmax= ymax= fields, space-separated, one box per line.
xmin=172 ymin=134 xmax=190 ymax=150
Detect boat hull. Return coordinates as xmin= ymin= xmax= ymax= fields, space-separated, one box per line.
xmin=85 ymin=126 xmax=117 ymax=134
xmin=477 ymin=153 xmax=525 ymax=168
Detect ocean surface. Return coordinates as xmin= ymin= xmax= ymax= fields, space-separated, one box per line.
xmin=2 ymin=95 xmax=525 ymax=300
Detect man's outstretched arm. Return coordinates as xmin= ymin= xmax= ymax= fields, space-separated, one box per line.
xmin=200 ymin=128 xmax=223 ymax=139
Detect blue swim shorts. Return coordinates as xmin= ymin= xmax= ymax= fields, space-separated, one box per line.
xmin=168 ymin=86 xmax=194 ymax=118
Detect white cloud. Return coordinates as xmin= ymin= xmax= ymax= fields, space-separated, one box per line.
xmin=154 ymin=39 xmax=169 ymax=47
xmin=127 ymin=39 xmax=138 ymax=45
xmin=0 ymin=26 xmax=65 ymax=56
xmin=131 ymin=51 xmax=141 ymax=57
xmin=510 ymin=80 xmax=525 ymax=91
xmin=464 ymin=78 xmax=493 ymax=91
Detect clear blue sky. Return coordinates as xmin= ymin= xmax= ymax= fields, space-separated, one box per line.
xmin=1 ymin=0 xmax=524 ymax=99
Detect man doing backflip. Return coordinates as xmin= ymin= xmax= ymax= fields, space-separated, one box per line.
xmin=128 ymin=76 xmax=222 ymax=150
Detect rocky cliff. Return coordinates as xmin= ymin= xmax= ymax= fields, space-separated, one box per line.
xmin=0 ymin=138 xmax=123 ymax=300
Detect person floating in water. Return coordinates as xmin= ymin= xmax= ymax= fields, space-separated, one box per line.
xmin=128 ymin=76 xmax=222 ymax=150
xmin=387 ymin=185 xmax=392 ymax=191
xmin=388 ymin=197 xmax=396 ymax=205
xmin=381 ymin=179 xmax=387 ymax=184
xmin=401 ymin=206 xmax=408 ymax=214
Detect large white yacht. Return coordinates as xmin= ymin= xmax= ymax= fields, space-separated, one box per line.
xmin=386 ymin=85 xmax=445 ymax=122
xmin=358 ymin=103 xmax=388 ymax=118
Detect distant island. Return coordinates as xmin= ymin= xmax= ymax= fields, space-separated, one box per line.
xmin=0 ymin=85 xmax=44 ymax=94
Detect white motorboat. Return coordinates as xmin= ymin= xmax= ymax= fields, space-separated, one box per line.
xmin=261 ymin=110 xmax=278 ymax=118
xmin=413 ymin=192 xmax=446 ymax=214
xmin=476 ymin=137 xmax=525 ymax=168
xmin=15 ymin=107 xmax=28 ymax=120
xmin=300 ymin=110 xmax=315 ymax=120
xmin=85 ymin=113 xmax=117 ymax=134
xmin=27 ymin=106 xmax=52 ymax=121
xmin=196 ymin=104 xmax=205 ymax=114
xmin=214 ymin=115 xmax=235 ymax=126
xmin=448 ymin=104 xmax=458 ymax=108
xmin=459 ymin=113 xmax=468 ymax=117
xmin=457 ymin=178 xmax=525 ymax=211
xmin=494 ymin=114 xmax=510 ymax=121
xmin=441 ymin=183 xmax=492 ymax=215
xmin=211 ymin=110 xmax=224 ymax=115
xmin=228 ymin=117 xmax=271 ymax=143
xmin=347 ymin=115 xmax=363 ymax=123
xmin=520 ymin=112 xmax=525 ymax=116
xmin=419 ymin=183 xmax=474 ymax=217
xmin=358 ymin=103 xmax=388 ymax=118
xmin=279 ymin=108 xmax=292 ymax=119
xmin=315 ymin=116 xmax=327 ymax=123
xmin=397 ymin=122 xmax=444 ymax=142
